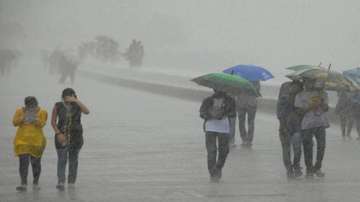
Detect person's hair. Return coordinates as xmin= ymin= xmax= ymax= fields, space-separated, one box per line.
xmin=62 ymin=88 xmax=77 ymax=99
xmin=24 ymin=96 xmax=38 ymax=108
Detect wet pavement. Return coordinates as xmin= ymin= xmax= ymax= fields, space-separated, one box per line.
xmin=1 ymin=59 xmax=360 ymax=202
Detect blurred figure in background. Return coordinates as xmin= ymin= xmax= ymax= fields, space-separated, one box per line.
xmin=12 ymin=96 xmax=47 ymax=192
xmin=335 ymin=90 xmax=354 ymax=140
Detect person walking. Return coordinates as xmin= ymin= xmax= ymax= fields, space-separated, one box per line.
xmin=335 ymin=90 xmax=354 ymax=140
xmin=12 ymin=96 xmax=47 ymax=191
xmin=200 ymin=90 xmax=236 ymax=182
xmin=295 ymin=79 xmax=329 ymax=178
xmin=51 ymin=88 xmax=90 ymax=190
xmin=235 ymin=81 xmax=260 ymax=147
xmin=277 ymin=80 xmax=304 ymax=178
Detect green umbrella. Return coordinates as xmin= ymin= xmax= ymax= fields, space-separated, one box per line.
xmin=286 ymin=65 xmax=323 ymax=71
xmin=191 ymin=72 xmax=259 ymax=96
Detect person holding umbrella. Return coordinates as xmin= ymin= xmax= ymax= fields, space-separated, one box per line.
xmin=294 ymin=78 xmax=329 ymax=178
xmin=223 ymin=65 xmax=273 ymax=147
xmin=199 ymin=89 xmax=236 ymax=182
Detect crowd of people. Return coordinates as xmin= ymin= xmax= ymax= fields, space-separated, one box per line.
xmin=199 ymin=78 xmax=336 ymax=182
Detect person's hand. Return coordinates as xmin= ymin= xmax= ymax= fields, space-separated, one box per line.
xmin=64 ymin=96 xmax=77 ymax=103
xmin=56 ymin=133 xmax=67 ymax=145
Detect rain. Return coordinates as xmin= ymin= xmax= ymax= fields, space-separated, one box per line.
xmin=1 ymin=1 xmax=360 ymax=202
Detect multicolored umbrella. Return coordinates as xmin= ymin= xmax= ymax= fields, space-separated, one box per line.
xmin=191 ymin=72 xmax=259 ymax=96
xmin=343 ymin=67 xmax=360 ymax=86
xmin=286 ymin=64 xmax=323 ymax=71
xmin=223 ymin=64 xmax=273 ymax=81
xmin=286 ymin=68 xmax=359 ymax=91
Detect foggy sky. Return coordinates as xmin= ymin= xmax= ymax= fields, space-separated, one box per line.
xmin=1 ymin=0 xmax=360 ymax=76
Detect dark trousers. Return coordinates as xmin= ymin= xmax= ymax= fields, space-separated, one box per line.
xmin=57 ymin=146 xmax=80 ymax=184
xmin=19 ymin=154 xmax=41 ymax=185
xmin=228 ymin=117 xmax=236 ymax=145
xmin=205 ymin=132 xmax=229 ymax=177
xmin=339 ymin=114 xmax=353 ymax=137
xmin=238 ymin=107 xmax=257 ymax=143
xmin=302 ymin=127 xmax=326 ymax=172
xmin=279 ymin=121 xmax=302 ymax=171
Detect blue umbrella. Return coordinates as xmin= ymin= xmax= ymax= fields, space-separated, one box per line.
xmin=223 ymin=64 xmax=274 ymax=81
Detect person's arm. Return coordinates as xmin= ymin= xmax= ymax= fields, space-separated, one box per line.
xmin=34 ymin=110 xmax=47 ymax=128
xmin=200 ymin=98 xmax=211 ymax=120
xmin=64 ymin=96 xmax=90 ymax=114
xmin=75 ymin=99 xmax=90 ymax=114
xmin=320 ymin=92 xmax=329 ymax=112
xmin=51 ymin=105 xmax=61 ymax=134
xmin=12 ymin=108 xmax=24 ymax=127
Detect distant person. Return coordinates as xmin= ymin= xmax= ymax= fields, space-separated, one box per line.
xmin=277 ymin=80 xmax=304 ymax=178
xmin=235 ymin=81 xmax=260 ymax=147
xmin=350 ymin=91 xmax=360 ymax=140
xmin=295 ymin=79 xmax=329 ymax=178
xmin=58 ymin=52 xmax=80 ymax=84
xmin=51 ymin=88 xmax=90 ymax=190
xmin=335 ymin=90 xmax=354 ymax=140
xmin=12 ymin=96 xmax=47 ymax=191
xmin=200 ymin=89 xmax=236 ymax=182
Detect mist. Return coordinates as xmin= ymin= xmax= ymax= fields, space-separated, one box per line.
xmin=1 ymin=0 xmax=360 ymax=82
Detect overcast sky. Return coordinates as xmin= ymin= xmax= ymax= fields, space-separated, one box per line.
xmin=1 ymin=0 xmax=360 ymax=75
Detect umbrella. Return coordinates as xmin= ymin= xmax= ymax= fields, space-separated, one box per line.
xmin=191 ymin=72 xmax=259 ymax=96
xmin=286 ymin=68 xmax=359 ymax=91
xmin=223 ymin=64 xmax=273 ymax=81
xmin=343 ymin=67 xmax=360 ymax=86
xmin=286 ymin=64 xmax=323 ymax=71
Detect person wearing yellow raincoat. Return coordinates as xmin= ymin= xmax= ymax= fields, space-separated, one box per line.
xmin=12 ymin=96 xmax=47 ymax=192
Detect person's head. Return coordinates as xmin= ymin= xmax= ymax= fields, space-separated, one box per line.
xmin=62 ymin=88 xmax=77 ymax=100
xmin=213 ymin=89 xmax=226 ymax=96
xmin=289 ymin=80 xmax=303 ymax=94
xmin=24 ymin=96 xmax=38 ymax=109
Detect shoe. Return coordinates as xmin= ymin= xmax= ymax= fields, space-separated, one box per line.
xmin=293 ymin=169 xmax=303 ymax=178
xmin=33 ymin=184 xmax=41 ymax=191
xmin=16 ymin=185 xmax=27 ymax=192
xmin=305 ymin=169 xmax=314 ymax=179
xmin=286 ymin=167 xmax=294 ymax=179
xmin=56 ymin=183 xmax=65 ymax=191
xmin=314 ymin=170 xmax=325 ymax=178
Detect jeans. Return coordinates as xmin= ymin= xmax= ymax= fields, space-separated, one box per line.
xmin=205 ymin=132 xmax=229 ymax=177
xmin=302 ymin=127 xmax=326 ymax=172
xmin=19 ymin=154 xmax=41 ymax=185
xmin=279 ymin=121 xmax=302 ymax=171
xmin=57 ymin=146 xmax=80 ymax=184
xmin=237 ymin=107 xmax=257 ymax=144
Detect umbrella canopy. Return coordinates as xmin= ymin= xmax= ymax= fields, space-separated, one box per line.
xmin=191 ymin=72 xmax=259 ymax=96
xmin=343 ymin=67 xmax=360 ymax=86
xmin=286 ymin=64 xmax=323 ymax=71
xmin=286 ymin=68 xmax=359 ymax=92
xmin=223 ymin=64 xmax=273 ymax=81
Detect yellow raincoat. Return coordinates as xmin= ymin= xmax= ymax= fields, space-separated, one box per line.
xmin=13 ymin=107 xmax=47 ymax=158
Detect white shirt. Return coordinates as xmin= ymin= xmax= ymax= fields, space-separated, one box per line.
xmin=205 ymin=117 xmax=230 ymax=134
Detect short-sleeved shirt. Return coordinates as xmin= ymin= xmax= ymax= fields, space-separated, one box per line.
xmin=294 ymin=90 xmax=329 ymax=130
